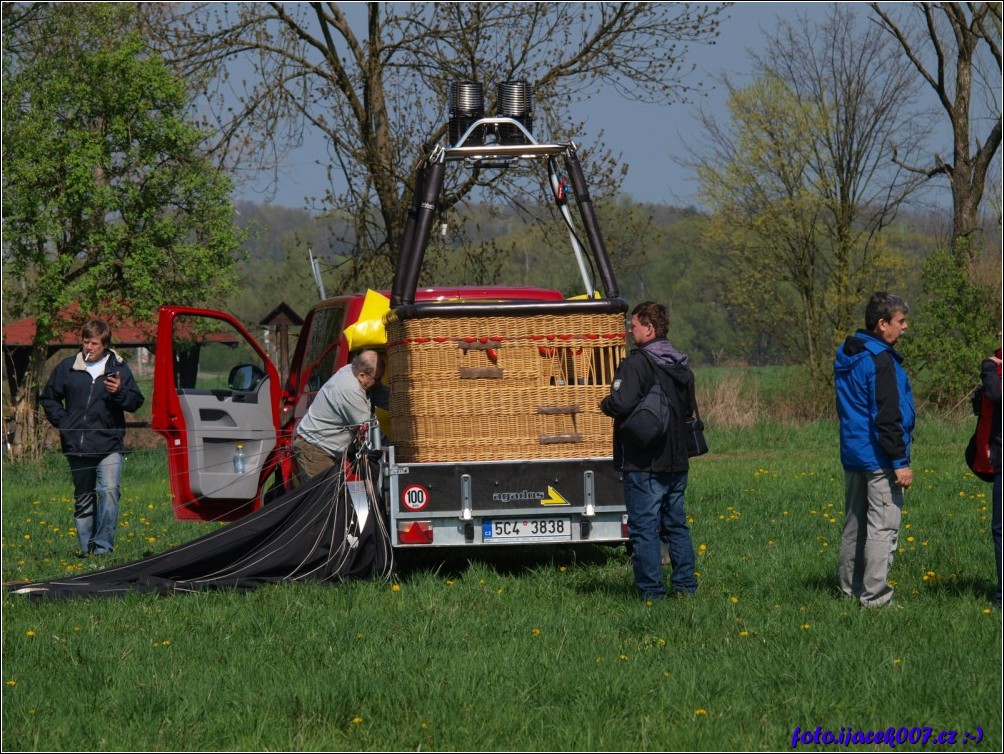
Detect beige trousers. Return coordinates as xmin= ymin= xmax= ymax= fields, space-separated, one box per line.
xmin=838 ymin=469 xmax=903 ymax=607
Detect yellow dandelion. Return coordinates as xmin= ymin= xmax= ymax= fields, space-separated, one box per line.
xmin=695 ymin=708 xmax=707 ymax=716
xmin=739 ymin=630 xmax=749 ymax=637
xmin=698 ymin=543 xmax=707 ymax=553
xmin=657 ymin=637 xmax=666 ymax=646
xmin=893 ymin=658 xmax=902 ymax=664
xmin=25 ymin=630 xmax=35 ymax=637
xmin=618 ymin=653 xmax=629 ymax=661
xmin=147 ymin=537 xmax=157 ymax=543
xmin=445 ymin=579 xmax=453 ymax=585
xmin=983 ymin=608 xmax=992 ymax=615
xmin=23 ymin=534 xmax=30 ymax=540
xmin=351 ymin=716 xmax=364 ymax=724
xmin=906 ymin=536 xmax=915 ymax=542
xmin=356 ymin=633 xmax=364 ymax=639
xmin=801 ymin=623 xmax=812 ymax=630
xmin=6 ymin=680 xmax=15 ymax=687
xmin=161 ymin=640 xmax=171 ymax=646
xmin=559 ymin=566 xmax=567 ymax=572
xmin=645 ymin=599 xmax=655 ymax=606
xmin=391 ymin=584 xmax=401 ymax=592
xmin=531 ymin=628 xmax=541 ymax=636
xmin=730 ymin=596 xmax=738 ymax=604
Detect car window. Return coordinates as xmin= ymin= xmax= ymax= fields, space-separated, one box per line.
xmin=299 ymin=306 xmax=346 ymax=392
xmin=173 ymin=314 xmax=266 ymax=392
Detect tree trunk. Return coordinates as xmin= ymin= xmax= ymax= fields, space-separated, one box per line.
xmin=7 ymin=345 xmax=50 ymax=461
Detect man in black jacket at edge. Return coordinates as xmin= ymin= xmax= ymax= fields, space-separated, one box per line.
xmin=40 ymin=319 xmax=145 ymax=558
xmin=600 ymin=301 xmax=697 ymax=601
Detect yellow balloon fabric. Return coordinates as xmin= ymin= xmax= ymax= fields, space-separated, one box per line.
xmin=343 ymin=289 xmax=391 ymax=350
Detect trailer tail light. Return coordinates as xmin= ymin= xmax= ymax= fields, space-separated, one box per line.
xmin=398 ymin=520 xmax=434 ymax=545
xmin=621 ymin=514 xmax=629 ymax=539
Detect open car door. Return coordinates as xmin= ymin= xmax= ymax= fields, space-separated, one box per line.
xmin=151 ymin=307 xmax=286 ymax=521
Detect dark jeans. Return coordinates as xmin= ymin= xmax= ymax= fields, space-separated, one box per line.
xmin=993 ymin=471 xmax=1001 ymax=604
xmin=622 ymin=470 xmax=697 ymax=599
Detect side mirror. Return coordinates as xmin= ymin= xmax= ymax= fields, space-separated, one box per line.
xmin=228 ymin=364 xmax=266 ymax=392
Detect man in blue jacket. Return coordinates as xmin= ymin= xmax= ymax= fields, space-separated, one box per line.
xmin=600 ymin=301 xmax=697 ymax=601
xmin=40 ymin=320 xmax=145 ymax=557
xmin=834 ymin=293 xmax=916 ymax=607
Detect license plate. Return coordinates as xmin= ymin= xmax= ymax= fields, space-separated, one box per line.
xmin=482 ymin=517 xmax=572 ymax=543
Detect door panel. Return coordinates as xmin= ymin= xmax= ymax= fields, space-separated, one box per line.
xmin=152 ymin=307 xmax=281 ymax=521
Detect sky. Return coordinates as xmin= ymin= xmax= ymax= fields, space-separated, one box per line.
xmin=231 ymin=2 xmax=956 ymax=212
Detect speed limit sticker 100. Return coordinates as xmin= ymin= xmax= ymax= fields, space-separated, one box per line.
xmin=402 ymin=484 xmax=430 ymax=511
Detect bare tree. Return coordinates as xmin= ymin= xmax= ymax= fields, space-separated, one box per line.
xmin=144 ymin=2 xmax=727 ymax=289
xmin=870 ymin=1 xmax=1002 ymax=253
xmin=690 ymin=5 xmax=926 ymax=377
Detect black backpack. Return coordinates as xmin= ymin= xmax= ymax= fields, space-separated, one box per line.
xmin=620 ymin=351 xmax=708 ymax=456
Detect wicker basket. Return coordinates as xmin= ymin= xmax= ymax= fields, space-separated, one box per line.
xmin=387 ymin=312 xmax=625 ymax=462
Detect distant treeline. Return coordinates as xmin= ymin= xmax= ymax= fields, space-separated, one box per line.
xmin=228 ymin=198 xmax=967 ymax=370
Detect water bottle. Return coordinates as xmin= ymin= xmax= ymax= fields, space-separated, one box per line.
xmin=233 ymin=443 xmax=246 ymax=474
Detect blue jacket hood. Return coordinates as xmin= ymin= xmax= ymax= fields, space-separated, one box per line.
xmin=835 ymin=330 xmax=902 ymax=373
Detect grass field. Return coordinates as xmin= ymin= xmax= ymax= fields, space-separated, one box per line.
xmin=2 ymin=416 xmax=1001 ymax=751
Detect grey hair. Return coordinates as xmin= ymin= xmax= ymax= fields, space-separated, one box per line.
xmin=865 ymin=292 xmax=909 ymax=331
xmin=350 ymin=350 xmax=381 ymax=377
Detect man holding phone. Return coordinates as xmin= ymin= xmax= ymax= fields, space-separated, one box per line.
xmin=41 ymin=319 xmax=144 ymax=557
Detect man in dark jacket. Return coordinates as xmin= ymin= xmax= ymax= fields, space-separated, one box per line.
xmin=40 ymin=319 xmax=144 ymax=557
xmin=834 ymin=293 xmax=915 ymax=607
xmin=600 ymin=301 xmax=697 ymax=601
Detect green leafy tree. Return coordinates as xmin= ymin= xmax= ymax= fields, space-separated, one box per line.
xmin=2 ymin=3 xmax=245 ymax=459
xmin=902 ymin=244 xmax=1000 ymax=404
xmin=691 ymin=6 xmax=923 ymax=379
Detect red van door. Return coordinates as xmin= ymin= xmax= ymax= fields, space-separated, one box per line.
xmin=151 ymin=307 xmax=285 ymax=521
